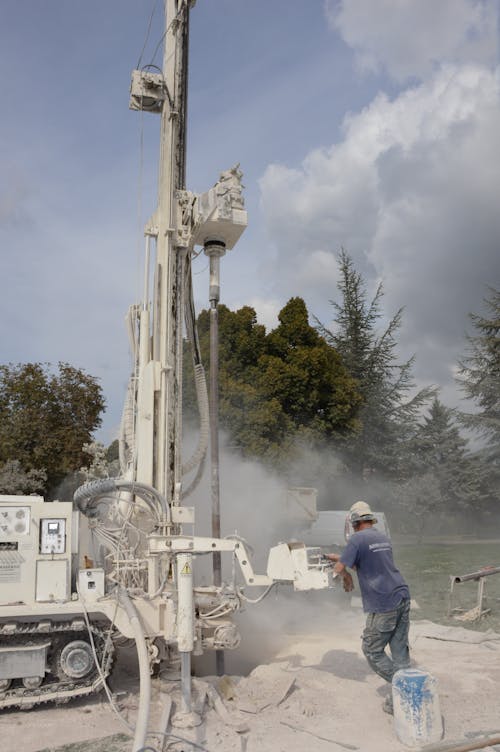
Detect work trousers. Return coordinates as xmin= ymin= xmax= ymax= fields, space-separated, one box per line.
xmin=361 ymin=598 xmax=410 ymax=683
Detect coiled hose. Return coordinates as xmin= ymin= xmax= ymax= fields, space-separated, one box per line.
xmin=74 ymin=477 xmax=170 ymax=523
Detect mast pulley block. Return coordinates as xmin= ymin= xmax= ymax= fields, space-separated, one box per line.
xmin=129 ymin=70 xmax=166 ymax=113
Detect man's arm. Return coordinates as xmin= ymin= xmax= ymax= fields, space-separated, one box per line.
xmin=325 ymin=552 xmax=341 ymax=563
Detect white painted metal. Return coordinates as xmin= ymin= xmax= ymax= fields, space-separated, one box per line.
xmin=78 ymin=568 xmax=105 ymax=602
xmin=0 ymin=499 xmax=74 ymax=607
xmin=0 ymin=1 xmax=334 ymax=718
xmin=176 ymin=553 xmax=194 ymax=652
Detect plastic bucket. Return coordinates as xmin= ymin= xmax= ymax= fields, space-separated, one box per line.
xmin=392 ymin=668 xmax=443 ymax=747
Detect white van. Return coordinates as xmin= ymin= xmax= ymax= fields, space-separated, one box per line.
xmin=299 ymin=510 xmax=391 ymax=549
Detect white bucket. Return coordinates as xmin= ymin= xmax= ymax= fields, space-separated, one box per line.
xmin=392 ymin=668 xmax=443 ymax=747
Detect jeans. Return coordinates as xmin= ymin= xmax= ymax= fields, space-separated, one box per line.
xmin=361 ymin=598 xmax=410 ymax=683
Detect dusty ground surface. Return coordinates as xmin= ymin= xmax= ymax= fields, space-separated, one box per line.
xmin=3 ymin=607 xmax=500 ymax=752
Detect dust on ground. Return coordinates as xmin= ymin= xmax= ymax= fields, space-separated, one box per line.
xmin=2 ymin=606 xmax=500 ymax=752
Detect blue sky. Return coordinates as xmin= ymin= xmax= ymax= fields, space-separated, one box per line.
xmin=1 ymin=0 xmax=499 ymax=442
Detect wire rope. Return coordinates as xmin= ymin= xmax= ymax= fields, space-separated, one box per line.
xmin=136 ymin=0 xmax=160 ymax=69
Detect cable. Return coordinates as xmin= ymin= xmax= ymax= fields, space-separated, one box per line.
xmin=77 ymin=584 xmax=134 ymax=733
xmin=147 ymin=731 xmax=211 ymax=752
xmin=136 ymin=0 xmax=159 ymax=69
xmin=149 ymin=3 xmax=185 ymax=67
xmin=237 ymin=583 xmax=277 ymax=604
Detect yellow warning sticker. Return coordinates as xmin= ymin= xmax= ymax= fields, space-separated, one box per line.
xmin=180 ymin=563 xmax=191 ymax=575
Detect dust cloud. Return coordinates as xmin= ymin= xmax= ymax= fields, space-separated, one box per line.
xmin=184 ymin=434 xmax=361 ymax=674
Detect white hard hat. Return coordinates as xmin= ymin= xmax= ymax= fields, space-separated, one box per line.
xmin=349 ymin=500 xmax=377 ymax=525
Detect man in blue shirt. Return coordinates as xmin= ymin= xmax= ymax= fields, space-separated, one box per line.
xmin=326 ymin=501 xmax=411 ymax=714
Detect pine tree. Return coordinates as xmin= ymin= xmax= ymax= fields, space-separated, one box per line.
xmin=413 ymin=399 xmax=480 ymax=506
xmin=457 ymin=287 xmax=500 ymax=459
xmin=316 ymin=250 xmax=434 ymax=478
xmin=456 ymin=287 xmax=500 ymax=509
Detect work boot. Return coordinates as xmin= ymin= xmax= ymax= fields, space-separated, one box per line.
xmin=382 ymin=694 xmax=394 ymax=715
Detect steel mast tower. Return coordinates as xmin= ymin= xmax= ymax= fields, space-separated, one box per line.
xmin=129 ymin=0 xmax=193 ymax=505
xmin=128 ymin=0 xmax=248 ymax=520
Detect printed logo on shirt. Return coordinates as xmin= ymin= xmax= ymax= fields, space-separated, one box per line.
xmin=368 ymin=542 xmax=391 ymax=552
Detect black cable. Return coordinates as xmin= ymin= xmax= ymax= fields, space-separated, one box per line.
xmin=148 ymin=730 xmax=211 ymax=751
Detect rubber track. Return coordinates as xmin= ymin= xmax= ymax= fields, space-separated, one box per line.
xmin=0 ymin=619 xmax=114 ymax=710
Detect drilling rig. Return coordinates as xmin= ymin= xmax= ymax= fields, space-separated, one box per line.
xmin=0 ymin=2 xmax=333 ymax=747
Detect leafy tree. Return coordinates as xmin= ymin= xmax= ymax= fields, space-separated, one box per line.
xmin=316 ymin=250 xmax=435 ymax=478
xmin=0 ymin=362 xmax=105 ymax=497
xmin=259 ymin=298 xmax=361 ymax=443
xmin=0 ymin=459 xmax=47 ymax=495
xmin=79 ymin=441 xmax=120 ymax=482
xmin=185 ymin=299 xmax=361 ymax=467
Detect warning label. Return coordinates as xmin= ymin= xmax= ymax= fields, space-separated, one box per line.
xmin=0 ymin=551 xmax=24 ymax=583
xmin=0 ymin=566 xmax=21 ymax=583
xmin=180 ymin=562 xmax=191 ymax=575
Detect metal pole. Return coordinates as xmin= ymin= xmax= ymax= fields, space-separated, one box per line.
xmin=210 ymin=300 xmax=222 ymax=587
xmin=205 ymin=242 xmax=226 ymax=676
xmin=176 ymin=552 xmax=194 ymax=714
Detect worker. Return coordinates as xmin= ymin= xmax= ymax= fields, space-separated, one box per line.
xmin=325 ymin=501 xmax=410 ymax=715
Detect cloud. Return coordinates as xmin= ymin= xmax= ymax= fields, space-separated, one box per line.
xmin=259 ymin=63 xmax=500 ymax=402
xmin=245 ymin=297 xmax=281 ymax=332
xmin=326 ymin=0 xmax=499 ymax=82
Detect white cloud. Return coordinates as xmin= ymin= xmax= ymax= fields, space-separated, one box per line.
xmin=245 ymin=297 xmax=281 ymax=332
xmin=259 ymin=64 xmax=500 ymax=403
xmin=326 ymin=0 xmax=499 ymax=82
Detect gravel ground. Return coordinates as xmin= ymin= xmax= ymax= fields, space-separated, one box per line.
xmin=3 ymin=606 xmax=500 ymax=752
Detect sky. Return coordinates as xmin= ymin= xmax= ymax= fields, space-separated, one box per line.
xmin=0 ymin=0 xmax=499 ymax=443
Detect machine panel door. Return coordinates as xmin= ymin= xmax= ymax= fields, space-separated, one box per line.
xmin=36 ymin=560 xmax=68 ymax=602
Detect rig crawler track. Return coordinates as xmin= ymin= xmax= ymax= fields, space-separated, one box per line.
xmin=0 ymin=618 xmax=114 ymax=710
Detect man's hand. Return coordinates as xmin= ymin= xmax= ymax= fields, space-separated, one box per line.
xmin=332 ymin=559 xmax=355 ymax=592
xmin=342 ymin=572 xmax=354 ymax=592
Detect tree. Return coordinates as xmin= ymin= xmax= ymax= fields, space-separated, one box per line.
xmin=259 ymin=298 xmax=361 ymax=443
xmin=0 ymin=362 xmax=105 ymax=497
xmin=0 ymin=460 xmax=47 ymax=495
xmin=316 ymin=250 xmax=435 ymax=478
xmin=184 ymin=299 xmax=361 ymax=467
xmin=457 ymin=287 xmax=500 ymax=458
xmin=456 ymin=288 xmax=500 ymax=510
xmin=79 ymin=441 xmax=120 ymax=482
xmin=403 ymin=399 xmax=481 ymax=523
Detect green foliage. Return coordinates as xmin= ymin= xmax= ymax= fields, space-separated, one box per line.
xmin=0 ymin=362 xmax=105 ymax=497
xmin=184 ymin=298 xmax=361 ymax=467
xmin=457 ymin=287 xmax=500 ymax=455
xmin=456 ymin=287 xmax=500 ymax=508
xmin=403 ymin=399 xmax=482 ymax=518
xmin=316 ymin=250 xmax=435 ymax=477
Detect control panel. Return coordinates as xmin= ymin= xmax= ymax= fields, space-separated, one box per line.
xmin=40 ymin=518 xmax=66 ymax=554
xmin=0 ymin=496 xmax=74 ymax=605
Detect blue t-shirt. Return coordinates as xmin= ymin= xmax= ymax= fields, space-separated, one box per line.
xmin=340 ymin=527 xmax=409 ymax=613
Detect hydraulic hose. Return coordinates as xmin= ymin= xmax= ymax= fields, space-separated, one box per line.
xmin=118 ymin=588 xmax=151 ymax=752
xmin=119 ymin=375 xmax=136 ymax=474
xmin=182 ymin=363 xmax=209 ymax=475
xmin=179 ymin=265 xmax=209 ymax=499
xmin=74 ymin=478 xmax=170 ymax=523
